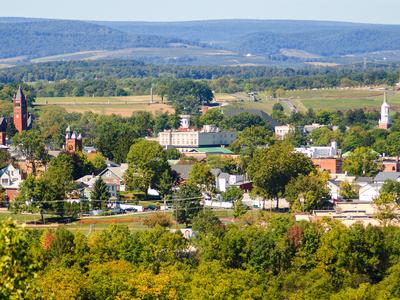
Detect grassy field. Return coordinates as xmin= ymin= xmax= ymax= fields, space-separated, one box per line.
xmin=0 ymin=209 xmax=234 ymax=234
xmin=36 ymin=95 xmax=174 ymax=116
xmin=286 ymin=88 xmax=399 ymax=112
xmin=220 ymin=89 xmax=400 ymax=114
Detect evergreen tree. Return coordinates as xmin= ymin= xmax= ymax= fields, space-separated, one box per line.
xmin=90 ymin=178 xmax=110 ymax=209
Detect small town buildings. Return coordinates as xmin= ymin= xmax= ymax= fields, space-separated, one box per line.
xmin=77 ymin=164 xmax=128 ymax=199
xmin=295 ymin=141 xmax=339 ymax=159
xmin=302 ymin=123 xmax=325 ymax=134
xmin=158 ymin=115 xmax=237 ymax=151
xmin=0 ymin=164 xmax=23 ymax=200
xmin=378 ymin=93 xmax=391 ymax=129
xmin=274 ymin=124 xmax=294 ymax=140
xmin=374 ymin=172 xmax=400 ymax=184
xmin=313 ymin=158 xmax=343 ymax=174
xmin=211 ymin=168 xmax=252 ymax=192
xmin=358 ymin=183 xmax=381 ymax=202
xmin=65 ymin=126 xmax=83 ymax=154
xmin=382 ymin=157 xmax=400 ymax=172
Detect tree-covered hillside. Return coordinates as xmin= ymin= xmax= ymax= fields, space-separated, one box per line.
xmin=0 ymin=19 xmax=187 ymax=59
xmin=2 ymin=18 xmax=400 ymax=62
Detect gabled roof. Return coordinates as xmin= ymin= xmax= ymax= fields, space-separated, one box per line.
xmin=374 ymin=172 xmax=400 ymax=182
xmin=98 ymin=163 xmax=128 ymax=180
xmin=356 ymin=177 xmax=374 ymax=184
xmin=171 ymin=164 xmax=194 ymax=180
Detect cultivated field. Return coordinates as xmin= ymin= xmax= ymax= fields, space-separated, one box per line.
xmin=35 ymin=95 xmax=174 ymax=116
xmin=286 ymin=88 xmax=400 ymax=112
xmin=219 ymin=88 xmax=400 ymax=114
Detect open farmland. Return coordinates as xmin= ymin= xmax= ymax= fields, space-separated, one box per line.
xmin=220 ymin=88 xmax=400 ymax=115
xmin=35 ymin=95 xmax=174 ymax=116
xmin=286 ymin=88 xmax=400 ymax=112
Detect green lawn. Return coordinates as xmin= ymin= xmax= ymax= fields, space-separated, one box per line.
xmin=0 ymin=209 xmax=234 ymax=233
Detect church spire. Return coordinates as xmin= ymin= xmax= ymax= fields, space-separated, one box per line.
xmin=379 ymin=92 xmax=391 ymax=129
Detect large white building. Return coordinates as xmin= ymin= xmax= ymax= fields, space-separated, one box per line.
xmin=158 ymin=115 xmax=237 ymax=151
xmin=295 ymin=141 xmax=339 ymax=159
xmin=274 ymin=124 xmax=294 ymax=140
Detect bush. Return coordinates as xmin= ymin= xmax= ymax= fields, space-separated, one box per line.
xmin=143 ymin=213 xmax=173 ymax=228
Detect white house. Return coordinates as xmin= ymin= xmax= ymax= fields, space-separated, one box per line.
xmin=0 ymin=164 xmax=22 ymax=188
xmin=274 ymin=125 xmax=294 ymax=140
xmin=77 ymin=164 xmax=128 ymax=199
xmin=211 ymin=169 xmax=252 ymax=192
xmin=295 ymin=141 xmax=339 ymax=159
xmin=327 ymin=180 xmax=341 ymax=200
xmin=358 ymin=183 xmax=381 ymax=202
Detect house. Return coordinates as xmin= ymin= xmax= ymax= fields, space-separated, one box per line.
xmin=77 ymin=164 xmax=128 ymax=199
xmin=358 ymin=183 xmax=381 ymax=202
xmin=211 ymin=169 xmax=252 ymax=192
xmin=171 ymin=164 xmax=194 ymax=182
xmin=327 ymin=180 xmax=341 ymax=200
xmin=313 ymin=158 xmax=343 ymax=174
xmin=158 ymin=115 xmax=237 ymax=151
xmin=0 ymin=164 xmax=23 ymax=200
xmin=295 ymin=141 xmax=339 ymax=159
xmin=374 ymin=172 xmax=400 ymax=184
xmin=382 ymin=158 xmax=400 ymax=172
xmin=355 ymin=177 xmax=374 ymax=188
xmin=302 ymin=123 xmax=325 ymax=134
xmin=274 ymin=125 xmax=294 ymax=140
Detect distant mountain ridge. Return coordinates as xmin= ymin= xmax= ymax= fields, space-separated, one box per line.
xmin=1 ymin=17 xmax=400 ymax=65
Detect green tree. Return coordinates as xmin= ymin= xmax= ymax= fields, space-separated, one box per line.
xmin=284 ymin=171 xmax=330 ymax=212
xmin=343 ymin=147 xmax=381 ymax=176
xmin=125 ymin=140 xmax=172 ymax=193
xmin=230 ymin=126 xmax=273 ymax=170
xmin=309 ymin=127 xmax=342 ymax=146
xmin=174 ymin=184 xmax=202 ymax=225
xmin=381 ymin=180 xmax=400 ymax=204
xmin=14 ymin=175 xmax=55 ymax=223
xmin=200 ymin=109 xmax=224 ymax=126
xmin=12 ymin=130 xmax=48 ymax=176
xmin=221 ymin=186 xmax=244 ymax=202
xmin=221 ymin=112 xmax=266 ymax=131
xmin=167 ymin=79 xmax=213 ymax=114
xmin=187 ymin=162 xmax=215 ymax=193
xmin=233 ymin=199 xmax=248 ymax=218
xmin=0 ymin=221 xmax=38 ymax=299
xmin=339 ymin=181 xmax=359 ymax=201
xmin=90 ymin=177 xmax=110 ymax=210
xmin=247 ymin=143 xmax=314 ymax=208
xmin=374 ymin=192 xmax=399 ymax=227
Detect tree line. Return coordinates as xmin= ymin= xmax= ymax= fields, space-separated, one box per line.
xmin=2 ymin=212 xmax=400 ymax=299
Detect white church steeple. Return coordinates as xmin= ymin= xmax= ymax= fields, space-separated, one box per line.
xmin=379 ymin=92 xmax=391 ymax=129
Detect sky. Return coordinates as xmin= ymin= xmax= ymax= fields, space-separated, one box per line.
xmin=1 ymin=0 xmax=399 ymax=24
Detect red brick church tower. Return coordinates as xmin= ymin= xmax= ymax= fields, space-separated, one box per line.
xmin=13 ymin=86 xmax=29 ymax=133
xmin=65 ymin=126 xmax=83 ymax=154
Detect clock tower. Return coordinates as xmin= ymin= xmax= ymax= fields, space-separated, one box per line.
xmin=13 ymin=86 xmax=28 ymax=133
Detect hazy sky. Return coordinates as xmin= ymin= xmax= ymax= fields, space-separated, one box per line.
xmin=1 ymin=0 xmax=399 ymax=24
